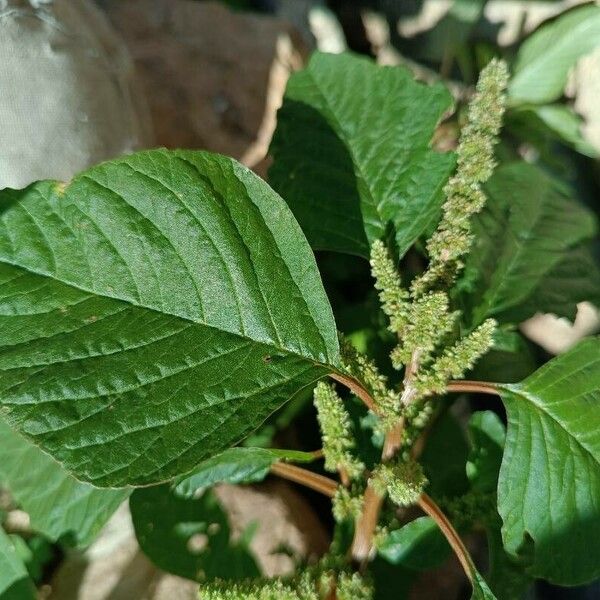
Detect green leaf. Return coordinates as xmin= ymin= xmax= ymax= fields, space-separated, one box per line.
xmin=497 ymin=337 xmax=600 ymax=585
xmin=471 ymin=570 xmax=497 ymax=600
xmin=509 ymin=4 xmax=600 ymax=104
xmin=466 ymin=411 xmax=505 ymax=494
xmin=0 ymin=149 xmax=339 ymax=487
xmin=461 ymin=161 xmax=598 ymax=326
xmin=269 ymin=51 xmax=455 ymax=258
xmin=502 ymin=244 xmax=600 ymax=322
xmin=0 ymin=528 xmax=36 ymax=600
xmin=377 ymin=516 xmax=450 ymax=571
xmin=130 ymin=485 xmax=260 ymax=582
xmin=529 ymin=104 xmax=598 ymax=158
xmin=173 ymin=447 xmax=315 ymax=498
xmin=0 ymin=417 xmax=128 ymax=547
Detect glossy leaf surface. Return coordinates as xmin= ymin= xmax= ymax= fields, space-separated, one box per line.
xmin=0 ymin=150 xmax=339 ymax=486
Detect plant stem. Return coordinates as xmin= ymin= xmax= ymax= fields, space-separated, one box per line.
xmin=446 ymin=380 xmax=499 ymax=396
xmin=351 ymin=485 xmax=385 ymax=563
xmin=270 ymin=462 xmax=338 ymax=498
xmin=330 ymin=372 xmax=379 ymax=414
xmin=417 ymin=492 xmax=476 ymax=583
xmin=350 ymin=348 xmax=422 ymax=562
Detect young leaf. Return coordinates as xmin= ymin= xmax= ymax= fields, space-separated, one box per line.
xmin=173 ymin=447 xmax=315 ymax=498
xmin=130 ymin=485 xmax=260 ymax=582
xmin=0 ymin=149 xmax=339 ymax=487
xmin=497 ymin=337 xmax=600 ymax=585
xmin=461 ymin=162 xmax=598 ymax=326
xmin=269 ymin=51 xmax=455 ymax=258
xmin=509 ymin=4 xmax=600 ymax=104
xmin=0 ymin=418 xmax=128 ymax=547
xmin=0 ymin=528 xmax=36 ymax=600
xmin=376 ymin=516 xmax=451 ymax=571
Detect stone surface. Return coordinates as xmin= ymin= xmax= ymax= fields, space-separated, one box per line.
xmin=49 ymin=481 xmax=328 ymax=599
xmin=99 ymin=0 xmax=306 ymax=172
xmin=0 ymin=0 xmax=152 ymax=189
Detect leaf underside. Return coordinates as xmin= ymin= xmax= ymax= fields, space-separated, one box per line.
xmin=509 ymin=4 xmax=600 ymax=104
xmin=0 ymin=150 xmax=339 ymax=487
xmin=0 ymin=528 xmax=35 ymax=599
xmin=0 ymin=417 xmax=128 ymax=547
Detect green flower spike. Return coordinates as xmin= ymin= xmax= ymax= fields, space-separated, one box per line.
xmin=412 ymin=58 xmax=509 ymax=296
xmin=417 ymin=319 xmax=497 ymax=396
xmin=340 ymin=336 xmax=401 ymax=429
xmin=314 ymin=381 xmax=365 ymax=480
xmin=370 ymin=239 xmax=410 ymax=336
xmin=198 ymin=578 xmax=317 ymax=600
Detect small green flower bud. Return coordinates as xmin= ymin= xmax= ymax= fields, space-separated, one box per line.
xmin=337 ymin=572 xmax=373 ymax=600
xmin=372 ymin=460 xmax=427 ymax=507
xmin=332 ymin=486 xmax=364 ymax=523
xmin=370 ymin=240 xmax=410 ymax=336
xmin=314 ymin=382 xmax=364 ymax=479
xmin=417 ymin=319 xmax=496 ymax=396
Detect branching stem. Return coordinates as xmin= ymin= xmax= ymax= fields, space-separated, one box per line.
xmin=330 ymin=372 xmax=380 ymax=414
xmin=417 ymin=492 xmax=476 ymax=583
xmin=270 ymin=462 xmax=338 ymax=498
xmin=447 ymin=379 xmax=499 ymax=396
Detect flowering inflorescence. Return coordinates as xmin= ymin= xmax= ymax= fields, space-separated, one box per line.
xmin=339 ymin=335 xmax=401 ymax=431
xmin=198 ymin=570 xmax=373 ymax=600
xmin=198 ymin=576 xmax=316 ymax=600
xmin=313 ymin=381 xmax=365 ymax=480
xmin=332 ymin=485 xmax=365 ymax=523
xmin=366 ymin=58 xmax=508 ymax=408
xmin=412 ymin=58 xmax=509 ymax=296
xmin=371 ymin=460 xmax=428 ymax=507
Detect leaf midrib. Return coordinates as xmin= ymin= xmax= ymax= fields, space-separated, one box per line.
xmin=0 ymin=257 xmax=335 ymax=373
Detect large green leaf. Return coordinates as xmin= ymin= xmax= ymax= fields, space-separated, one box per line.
xmin=509 ymin=4 xmax=600 ymax=104
xmin=497 ymin=337 xmax=600 ymax=585
xmin=0 ymin=418 xmax=128 ymax=547
xmin=461 ymin=162 xmax=598 ymax=326
xmin=0 ymin=528 xmax=36 ymax=600
xmin=130 ymin=486 xmax=259 ymax=582
xmin=173 ymin=446 xmax=316 ymax=498
xmin=269 ymin=51 xmax=455 ymax=258
xmin=0 ymin=149 xmax=339 ymax=487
